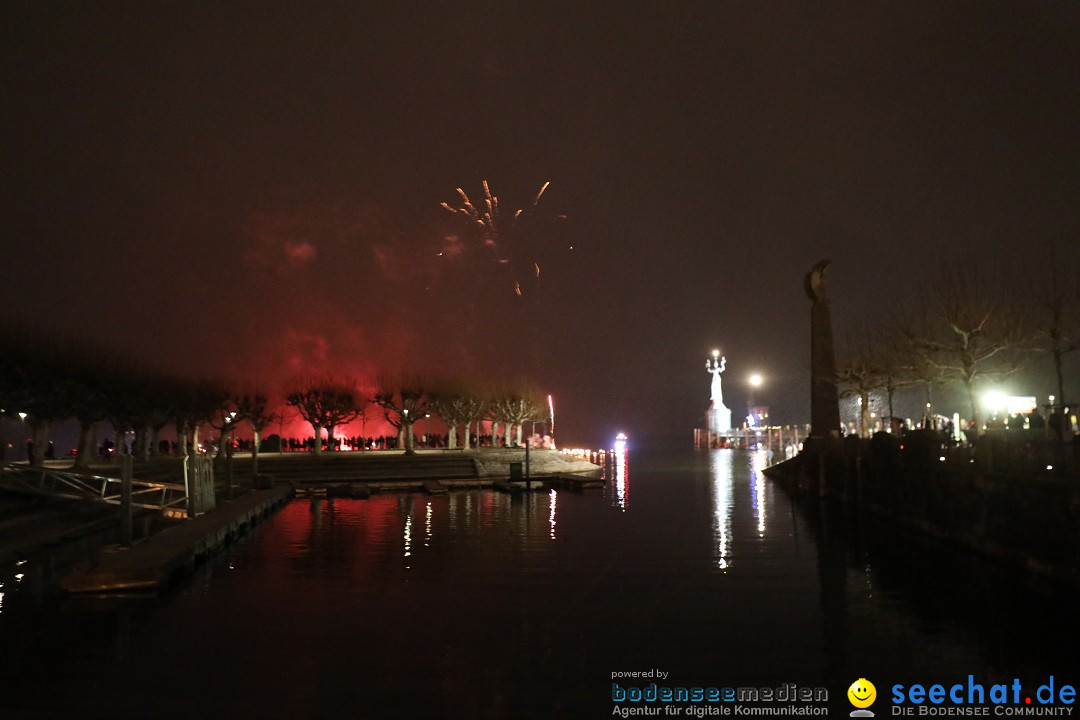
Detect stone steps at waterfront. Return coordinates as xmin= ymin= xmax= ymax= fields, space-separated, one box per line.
xmin=253 ymin=454 xmax=479 ymax=483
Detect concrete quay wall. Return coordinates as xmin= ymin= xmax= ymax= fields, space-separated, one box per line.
xmin=764 ymin=437 xmax=1080 ymax=588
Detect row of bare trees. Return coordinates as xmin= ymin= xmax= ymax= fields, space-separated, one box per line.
xmin=835 ymin=255 xmax=1079 ymax=437
xmin=0 ymin=325 xmax=275 ymax=468
xmin=0 ymin=325 xmax=550 ymax=467
xmin=285 ymin=375 xmax=548 ymax=456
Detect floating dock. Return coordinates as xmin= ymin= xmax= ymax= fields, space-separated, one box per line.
xmin=492 ymin=479 xmax=548 ymax=493
xmin=421 ymin=480 xmax=449 ymax=495
xmin=550 ymin=474 xmax=605 ymax=490
xmin=60 ymin=485 xmax=293 ymax=595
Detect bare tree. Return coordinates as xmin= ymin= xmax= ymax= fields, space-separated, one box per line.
xmin=0 ymin=326 xmax=77 ymax=466
xmin=837 ymin=329 xmax=884 ymax=438
xmin=208 ymin=402 xmax=243 ymax=461
xmin=429 ymin=380 xmax=491 ymax=450
xmin=237 ymin=390 xmax=276 ymax=479
xmin=58 ymin=342 xmax=116 ymax=468
xmin=864 ymin=323 xmax=922 ymax=432
xmin=490 ymin=382 xmax=546 ymax=447
xmin=895 ymin=310 xmax=949 ymax=428
xmin=129 ymin=373 xmax=176 ymax=461
xmin=429 ymin=389 xmax=466 ymax=450
xmin=374 ymin=375 xmax=430 ymax=455
xmin=286 ymin=376 xmax=363 ymax=455
xmin=1026 ymin=246 xmax=1079 ymax=411
xmin=902 ymin=261 xmax=1032 ymax=431
xmin=9 ymin=332 xmax=98 ymax=465
xmin=172 ymin=379 xmax=229 ymax=457
xmin=458 ymin=392 xmax=489 ymax=450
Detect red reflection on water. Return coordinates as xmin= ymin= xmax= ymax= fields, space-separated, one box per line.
xmin=254 ymin=496 xmax=401 ymax=575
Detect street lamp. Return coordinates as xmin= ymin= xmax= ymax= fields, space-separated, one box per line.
xmin=225 ymin=411 xmax=237 ymax=455
xmin=748 ymin=374 xmax=763 ymax=427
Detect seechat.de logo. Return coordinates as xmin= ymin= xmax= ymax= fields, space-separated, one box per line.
xmin=849 ymin=678 xmax=878 ymax=717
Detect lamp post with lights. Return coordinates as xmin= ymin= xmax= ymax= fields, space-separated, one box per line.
xmin=18 ymin=413 xmax=28 ymax=463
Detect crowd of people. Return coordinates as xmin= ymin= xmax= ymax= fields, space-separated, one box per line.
xmin=265 ymin=432 xmax=555 ymax=453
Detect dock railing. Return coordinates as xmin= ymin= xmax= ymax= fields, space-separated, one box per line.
xmin=0 ymin=462 xmax=189 ymax=513
xmin=183 ymin=455 xmax=216 ymax=517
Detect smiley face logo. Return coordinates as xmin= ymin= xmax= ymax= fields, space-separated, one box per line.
xmin=847 ymin=678 xmax=877 ymax=709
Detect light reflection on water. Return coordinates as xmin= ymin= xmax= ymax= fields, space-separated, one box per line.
xmin=750 ymin=449 xmax=767 ymax=536
xmin=712 ymin=449 xmax=734 ymax=570
xmin=548 ymin=489 xmax=557 ymax=540
xmin=612 ymin=441 xmax=629 ymax=510
xmin=0 ymin=447 xmax=1077 ymax=720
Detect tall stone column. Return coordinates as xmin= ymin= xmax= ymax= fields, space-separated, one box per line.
xmin=805 ymin=260 xmax=841 ymax=438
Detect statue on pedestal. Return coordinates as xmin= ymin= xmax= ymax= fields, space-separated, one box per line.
xmin=706 ymin=350 xmax=732 ymax=434
xmin=707 ymin=351 xmax=726 ymax=405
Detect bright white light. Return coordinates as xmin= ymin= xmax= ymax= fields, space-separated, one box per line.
xmin=712 ymin=349 xmax=720 ymax=358
xmin=749 ymin=374 xmax=763 ymax=387
xmin=982 ymin=391 xmax=1007 ymax=412
xmin=547 ymin=394 xmax=555 ymax=437
xmin=983 ymin=394 xmax=1037 ymax=415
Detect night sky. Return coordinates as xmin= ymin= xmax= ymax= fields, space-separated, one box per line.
xmin=3 ymin=2 xmax=1079 ymax=446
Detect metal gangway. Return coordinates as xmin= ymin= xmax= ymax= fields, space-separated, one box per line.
xmin=0 ymin=462 xmax=190 ymax=516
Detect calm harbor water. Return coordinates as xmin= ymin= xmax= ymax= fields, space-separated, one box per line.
xmin=1 ymin=447 xmax=1077 ymax=719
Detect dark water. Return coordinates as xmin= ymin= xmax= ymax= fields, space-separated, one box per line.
xmin=1 ymin=447 xmax=1077 ymax=719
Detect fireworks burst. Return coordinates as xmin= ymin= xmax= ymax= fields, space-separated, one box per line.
xmin=441 ymin=179 xmax=554 ymax=297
